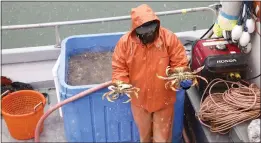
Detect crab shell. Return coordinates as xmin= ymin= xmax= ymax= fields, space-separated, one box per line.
xmin=157 ymin=66 xmax=208 ymax=91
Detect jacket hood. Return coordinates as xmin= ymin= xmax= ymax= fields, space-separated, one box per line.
xmin=130 ymin=4 xmax=160 ymax=33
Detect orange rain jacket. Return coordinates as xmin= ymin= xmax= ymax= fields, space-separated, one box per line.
xmin=112 ymin=4 xmax=189 ymax=113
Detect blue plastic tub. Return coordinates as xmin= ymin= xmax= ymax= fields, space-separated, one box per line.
xmin=58 ymin=32 xmax=185 ymax=142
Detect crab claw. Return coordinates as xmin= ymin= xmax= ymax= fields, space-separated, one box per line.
xmin=192 ymin=66 xmax=205 ymax=74
xmin=166 ymin=66 xmax=172 ymax=76
xmin=108 ymin=85 xmax=117 ymax=91
xmin=106 ymin=95 xmax=115 ymax=102
xmin=102 ymin=91 xmax=110 ymax=100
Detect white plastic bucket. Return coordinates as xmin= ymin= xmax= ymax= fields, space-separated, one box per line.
xmin=52 ymin=55 xmax=63 ymax=117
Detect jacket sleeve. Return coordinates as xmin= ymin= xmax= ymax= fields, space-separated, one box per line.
xmin=111 ymin=39 xmax=130 ymax=84
xmin=168 ymin=33 xmax=189 ymax=69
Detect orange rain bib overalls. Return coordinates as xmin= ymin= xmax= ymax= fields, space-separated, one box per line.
xmin=111 ymin=4 xmax=189 ymax=142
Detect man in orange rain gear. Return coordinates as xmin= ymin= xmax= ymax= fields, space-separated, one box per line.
xmin=111 ymin=4 xmax=192 ymax=142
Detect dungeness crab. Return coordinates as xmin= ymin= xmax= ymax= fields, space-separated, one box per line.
xmin=102 ymin=81 xmax=140 ymax=103
xmin=156 ymin=66 xmax=208 ymax=91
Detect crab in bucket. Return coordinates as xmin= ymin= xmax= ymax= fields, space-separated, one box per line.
xmin=156 ymin=66 xmax=208 ymax=91
xmin=102 ymin=81 xmax=140 ymax=103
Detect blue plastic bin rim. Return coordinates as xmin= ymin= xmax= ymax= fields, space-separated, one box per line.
xmin=58 ymin=31 xmax=185 ymax=93
xmin=62 ymin=31 xmax=127 ymax=44
xmin=59 ymin=31 xmax=128 ymax=90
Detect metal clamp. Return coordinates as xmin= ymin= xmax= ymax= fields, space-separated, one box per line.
xmin=34 ymin=102 xmax=44 ymax=112
xmin=55 ymin=25 xmax=61 ymax=48
xmin=1 ymin=90 xmax=10 ymax=99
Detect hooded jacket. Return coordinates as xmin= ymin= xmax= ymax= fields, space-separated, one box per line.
xmin=112 ymin=4 xmax=188 ymax=112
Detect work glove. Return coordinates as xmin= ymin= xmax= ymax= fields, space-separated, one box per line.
xmin=180 ymin=80 xmax=193 ymax=90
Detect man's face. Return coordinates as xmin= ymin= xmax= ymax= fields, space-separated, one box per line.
xmin=135 ymin=21 xmax=159 ymax=45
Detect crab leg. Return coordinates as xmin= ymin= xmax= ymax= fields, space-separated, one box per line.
xmin=191 ymin=78 xmax=198 ymax=86
xmin=165 ymin=81 xmax=172 ymax=89
xmin=123 ymin=99 xmax=131 ymax=103
xmin=170 ymin=79 xmax=178 ymax=89
xmin=129 ymin=87 xmax=140 ymax=93
xmin=102 ymin=90 xmax=115 ymax=100
xmin=170 ymin=80 xmax=180 ymax=91
xmin=134 ymin=87 xmax=141 ymax=92
xmin=166 ymin=66 xmax=172 ymax=76
xmin=126 ymin=89 xmax=139 ymax=99
xmin=195 ymin=75 xmax=208 ymax=84
xmin=122 ymin=93 xmax=132 ymax=103
xmin=111 ymin=93 xmax=120 ymax=100
xmin=133 ymin=90 xmax=140 ymax=97
xmin=157 ymin=73 xmax=178 ymax=80
xmin=170 ymin=85 xmax=179 ymax=91
xmin=106 ymin=95 xmax=115 ymax=102
xmin=125 ymin=93 xmax=132 ymax=98
xmin=125 ymin=91 xmax=138 ymax=99
xmin=192 ymin=66 xmax=205 ymax=74
xmin=104 ymin=91 xmax=116 ymax=102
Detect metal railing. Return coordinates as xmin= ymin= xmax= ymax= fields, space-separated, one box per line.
xmin=1 ymin=4 xmax=219 ymax=48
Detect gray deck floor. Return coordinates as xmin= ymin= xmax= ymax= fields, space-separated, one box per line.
xmin=1 ymin=88 xmax=67 ymax=142
xmin=1 ymin=87 xmax=256 ymax=142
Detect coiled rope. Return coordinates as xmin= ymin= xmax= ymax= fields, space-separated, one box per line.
xmin=196 ymin=78 xmax=260 ymax=134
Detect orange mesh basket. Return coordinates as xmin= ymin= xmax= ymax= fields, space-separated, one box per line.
xmin=1 ymin=90 xmax=46 ymax=140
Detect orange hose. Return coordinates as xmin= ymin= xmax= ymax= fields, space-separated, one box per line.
xmin=34 ymin=81 xmax=112 ymax=142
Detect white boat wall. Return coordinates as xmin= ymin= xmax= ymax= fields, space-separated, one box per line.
xmin=1 ymin=2 xmax=260 ymax=142
xmin=1 ymin=4 xmax=219 ymax=89
xmin=247 ymin=20 xmax=260 ymax=87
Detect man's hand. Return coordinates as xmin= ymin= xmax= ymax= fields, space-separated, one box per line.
xmin=167 ymin=66 xmax=191 ymax=76
xmin=112 ymin=80 xmax=124 ymax=86
xmin=173 ymin=67 xmax=191 ymax=73
xmin=111 ymin=80 xmax=132 ymax=90
xmin=180 ymin=80 xmax=192 ymax=90
xmin=168 ymin=66 xmax=193 ymax=90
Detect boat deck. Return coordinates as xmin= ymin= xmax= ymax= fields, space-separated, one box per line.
xmin=1 ymin=88 xmax=67 ymax=142
xmin=1 ymin=87 xmax=252 ymax=142
xmin=0 ymin=30 xmax=254 ymax=143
